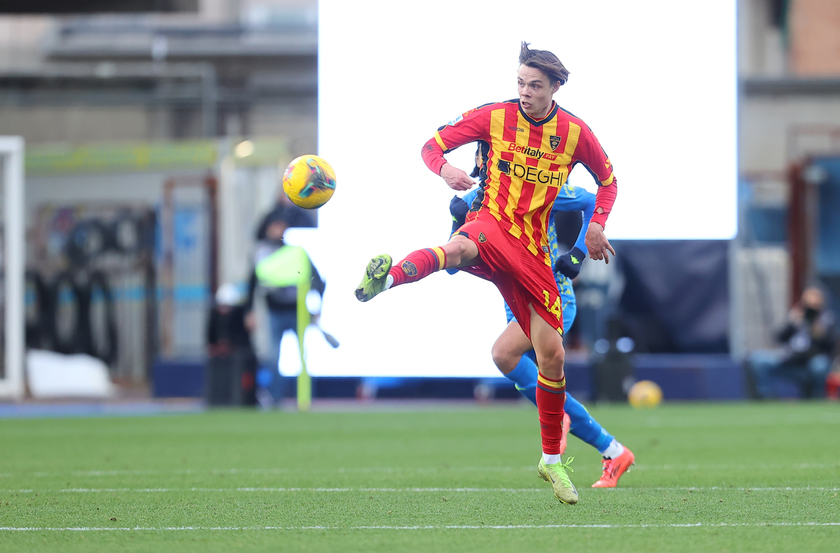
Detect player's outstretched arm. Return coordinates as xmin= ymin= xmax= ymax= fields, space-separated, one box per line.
xmin=573 ymin=120 xmax=617 ymax=264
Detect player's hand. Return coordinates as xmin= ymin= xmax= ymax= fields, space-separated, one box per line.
xmin=440 ymin=163 xmax=475 ymax=191
xmin=450 ymin=195 xmax=469 ymax=231
xmin=554 ymin=247 xmax=585 ymax=279
xmin=585 ymin=222 xmax=616 ymax=264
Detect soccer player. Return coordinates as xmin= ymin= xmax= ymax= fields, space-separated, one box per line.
xmin=451 ymin=181 xmax=634 ymax=488
xmin=355 ymin=42 xmax=618 ymax=504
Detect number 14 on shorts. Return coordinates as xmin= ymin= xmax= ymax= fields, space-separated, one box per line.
xmin=543 ymin=290 xmax=562 ymax=321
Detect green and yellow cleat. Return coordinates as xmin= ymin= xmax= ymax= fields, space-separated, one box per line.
xmin=354 ymin=254 xmax=393 ymax=302
xmin=538 ymin=456 xmax=579 ymax=505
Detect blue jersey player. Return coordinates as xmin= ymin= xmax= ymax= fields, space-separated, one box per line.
xmin=450 ymin=179 xmax=635 ymax=488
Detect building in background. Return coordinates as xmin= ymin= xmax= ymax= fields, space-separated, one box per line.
xmin=737 ymin=0 xmax=840 ymax=356
xmin=0 ymin=1 xmax=316 ymax=393
xmin=0 ymin=0 xmax=317 ymax=152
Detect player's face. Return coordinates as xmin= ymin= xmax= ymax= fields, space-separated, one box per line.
xmin=517 ymin=65 xmax=560 ymax=119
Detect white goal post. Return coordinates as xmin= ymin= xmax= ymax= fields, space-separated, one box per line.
xmin=0 ymin=136 xmax=25 ymax=400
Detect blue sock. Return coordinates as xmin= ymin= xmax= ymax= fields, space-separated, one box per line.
xmin=504 ymin=354 xmax=538 ymax=407
xmin=565 ymin=393 xmax=615 ymax=453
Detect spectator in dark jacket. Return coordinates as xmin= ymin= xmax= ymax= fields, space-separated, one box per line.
xmin=748 ymin=284 xmax=837 ymax=399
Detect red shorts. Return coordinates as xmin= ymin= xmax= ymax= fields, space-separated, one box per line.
xmin=457 ymin=212 xmax=563 ymax=339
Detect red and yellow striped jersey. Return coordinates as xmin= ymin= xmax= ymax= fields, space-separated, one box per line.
xmin=422 ymin=100 xmax=616 ymax=264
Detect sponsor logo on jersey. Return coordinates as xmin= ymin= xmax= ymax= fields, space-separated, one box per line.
xmin=496 ymin=160 xmax=564 ymax=187
xmin=508 ymin=125 xmax=525 ymax=133
xmin=401 ymin=260 xmax=418 ymax=277
xmin=507 ymin=143 xmax=557 ymax=161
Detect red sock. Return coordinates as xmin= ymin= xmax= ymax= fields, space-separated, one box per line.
xmin=536 ymin=372 xmax=567 ymax=455
xmin=388 ymin=247 xmax=447 ymax=288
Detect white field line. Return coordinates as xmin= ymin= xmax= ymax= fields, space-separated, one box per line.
xmin=0 ymin=462 xmax=836 ymax=479
xmin=1 ymin=486 xmax=839 ymax=494
xmin=1 ymin=522 xmax=840 ymax=532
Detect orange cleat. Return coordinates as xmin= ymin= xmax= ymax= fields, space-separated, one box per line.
xmin=591 ymin=446 xmax=635 ymax=488
xmin=558 ymin=413 xmax=571 ymax=455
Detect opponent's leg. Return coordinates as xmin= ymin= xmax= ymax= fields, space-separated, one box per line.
xmin=491 ymin=320 xmax=535 ymax=397
xmin=496 ymin=304 xmax=540 ymax=405
xmin=565 ymin=394 xmax=612 ymax=452
xmin=563 ymin=395 xmax=635 ymax=487
xmin=505 ymin=354 xmax=538 ymax=406
xmin=591 ymin=445 xmax=635 ymax=488
xmin=355 ymin=235 xmax=478 ymax=302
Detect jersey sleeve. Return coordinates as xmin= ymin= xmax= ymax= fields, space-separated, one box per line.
xmin=573 ymin=189 xmax=596 ymax=253
xmin=421 ymin=106 xmax=492 ymax=175
xmin=551 ymin=187 xmax=596 ymax=254
xmin=574 ymin=125 xmax=618 ymax=228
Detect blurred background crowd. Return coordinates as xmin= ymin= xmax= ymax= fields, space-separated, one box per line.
xmin=2 ymin=0 xmax=840 ymax=407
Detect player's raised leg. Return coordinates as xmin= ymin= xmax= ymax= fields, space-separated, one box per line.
xmin=354 ymin=254 xmax=393 ymax=302
xmin=355 ymin=236 xmax=479 ymax=302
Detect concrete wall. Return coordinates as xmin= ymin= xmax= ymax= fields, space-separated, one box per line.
xmin=0 ymin=106 xmax=152 ymax=143
xmin=740 ymin=93 xmax=840 ymax=176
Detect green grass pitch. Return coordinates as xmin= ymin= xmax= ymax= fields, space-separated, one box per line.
xmin=1 ymin=401 xmax=838 ymax=552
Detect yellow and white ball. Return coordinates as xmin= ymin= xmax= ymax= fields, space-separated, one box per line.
xmin=282 ymin=154 xmax=337 ymax=209
xmin=628 ymin=380 xmax=663 ymax=409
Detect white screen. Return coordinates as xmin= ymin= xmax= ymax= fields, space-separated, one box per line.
xmin=284 ymin=0 xmax=737 ymax=378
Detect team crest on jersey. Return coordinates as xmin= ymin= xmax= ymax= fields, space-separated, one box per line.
xmin=401 ymin=260 xmax=418 ymax=277
xmin=478 ymin=232 xmax=487 ymax=243
xmin=542 ymin=246 xmax=550 ymax=253
xmin=550 ymin=135 xmax=562 ymax=151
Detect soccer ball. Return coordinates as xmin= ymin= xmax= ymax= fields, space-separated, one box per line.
xmin=282 ymin=154 xmax=337 ymax=209
xmin=628 ymin=380 xmax=663 ymax=409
